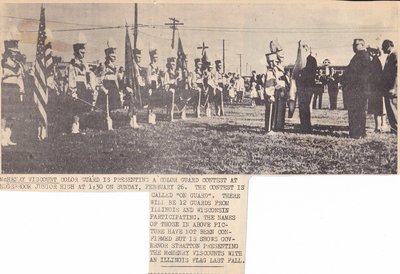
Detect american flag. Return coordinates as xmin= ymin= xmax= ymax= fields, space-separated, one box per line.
xmin=124 ymin=26 xmax=142 ymax=107
xmin=176 ymin=37 xmax=187 ymax=73
xmin=33 ymin=5 xmax=53 ymax=140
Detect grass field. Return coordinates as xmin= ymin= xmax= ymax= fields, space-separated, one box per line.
xmin=2 ymin=91 xmax=397 ymax=174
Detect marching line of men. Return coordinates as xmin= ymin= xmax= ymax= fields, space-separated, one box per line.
xmin=1 ymin=35 xmax=228 ymax=144
xmin=66 ymin=37 xmax=229 ymax=134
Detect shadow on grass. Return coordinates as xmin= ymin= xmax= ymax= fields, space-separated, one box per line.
xmin=184 ymin=122 xmax=265 ymax=134
xmin=284 ymin=123 xmax=350 ymax=138
xmin=184 ymin=121 xmax=350 ymax=138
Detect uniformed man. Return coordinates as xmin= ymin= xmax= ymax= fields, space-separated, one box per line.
xmin=67 ymin=34 xmax=95 ymax=134
xmin=126 ymin=48 xmax=147 ymax=129
xmin=205 ymin=61 xmax=218 ymax=117
xmin=321 ymin=59 xmax=339 ymax=110
xmin=176 ymin=54 xmax=191 ymax=120
xmin=313 ymin=68 xmax=324 ymax=109
xmin=164 ymin=57 xmax=180 ymax=121
xmin=214 ymin=60 xmax=225 ymax=116
xmin=190 ymin=58 xmax=203 ymax=118
xmin=96 ymin=39 xmax=121 ymax=130
xmin=271 ymin=42 xmax=290 ymax=131
xmin=264 ymin=52 xmax=278 ymax=133
xmin=146 ymin=48 xmax=161 ymax=124
xmin=1 ymin=39 xmax=24 ymax=145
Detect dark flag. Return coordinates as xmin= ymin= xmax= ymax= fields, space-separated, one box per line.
xmin=33 ymin=5 xmax=53 ymax=140
xmin=177 ymin=36 xmax=188 ymax=87
xmin=176 ymin=37 xmax=187 ymax=74
xmin=288 ymin=40 xmax=309 ymax=117
xmin=176 ymin=37 xmax=190 ymax=110
xmin=124 ymin=26 xmax=141 ymax=107
xmin=201 ymin=50 xmax=209 ymax=71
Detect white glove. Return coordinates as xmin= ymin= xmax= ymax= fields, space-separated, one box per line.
xmin=72 ymin=92 xmax=78 ymax=100
xmin=101 ymin=86 xmax=109 ymax=95
xmin=126 ymin=87 xmax=133 ymax=93
xmin=148 ymin=89 xmax=153 ymax=96
xmin=388 ymin=88 xmax=397 ymax=98
xmin=269 ymin=95 xmax=275 ymax=103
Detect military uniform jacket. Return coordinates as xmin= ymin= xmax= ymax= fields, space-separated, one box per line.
xmin=130 ymin=62 xmax=146 ymax=89
xmin=191 ymin=68 xmax=203 ymax=90
xmin=164 ymin=69 xmax=178 ymax=92
xmin=98 ymin=60 xmax=121 ymax=110
xmin=68 ymin=57 xmax=94 ymax=94
xmin=274 ymin=64 xmax=290 ymax=91
xmin=264 ymin=67 xmax=277 ymax=98
xmin=147 ymin=62 xmax=161 ymax=90
xmin=1 ymin=58 xmax=25 ymax=92
xmin=215 ymin=69 xmax=225 ymax=90
xmin=68 ymin=57 xmax=95 ymax=113
xmin=101 ymin=61 xmax=119 ymax=88
xmin=207 ymin=71 xmax=219 ymax=90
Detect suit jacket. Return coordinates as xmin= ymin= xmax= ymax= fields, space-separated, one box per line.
xmin=382 ymin=51 xmax=397 ymax=93
xmin=343 ymin=50 xmax=370 ymax=98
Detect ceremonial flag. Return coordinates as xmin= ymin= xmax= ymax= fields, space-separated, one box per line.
xmin=124 ymin=26 xmax=141 ymax=107
xmin=288 ymin=40 xmax=309 ymax=117
xmin=201 ymin=51 xmax=209 ymax=71
xmin=176 ymin=37 xmax=186 ymax=73
xmin=33 ymin=5 xmax=53 ymax=140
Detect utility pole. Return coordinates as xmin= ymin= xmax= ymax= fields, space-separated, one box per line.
xmin=237 ymin=53 xmax=242 ymax=76
xmin=197 ymin=42 xmax=209 ymax=56
xmin=165 ymin=17 xmax=184 ymax=49
xmin=222 ymin=39 xmax=225 ymax=73
xmin=133 ymin=3 xmax=138 ymax=50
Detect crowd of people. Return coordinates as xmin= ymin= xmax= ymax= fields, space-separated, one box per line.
xmin=293 ymin=38 xmax=397 ymax=138
xmin=1 ymin=35 xmax=397 ymax=146
xmin=245 ymin=39 xmax=397 ymax=138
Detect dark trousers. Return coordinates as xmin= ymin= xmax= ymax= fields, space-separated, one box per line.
xmin=328 ymin=85 xmax=339 ymax=110
xmin=214 ymin=88 xmax=224 ymax=116
xmin=348 ymin=94 xmax=367 ymax=138
xmin=312 ymin=85 xmax=323 ymax=109
xmin=298 ymin=87 xmax=314 ymax=132
xmin=265 ymin=97 xmax=276 ymax=132
xmin=342 ymin=90 xmax=348 ymax=110
xmin=384 ymin=94 xmax=398 ymax=134
xmin=274 ymin=90 xmax=287 ymax=131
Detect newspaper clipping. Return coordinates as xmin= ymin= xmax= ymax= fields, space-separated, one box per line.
xmin=0 ymin=1 xmax=398 ymax=274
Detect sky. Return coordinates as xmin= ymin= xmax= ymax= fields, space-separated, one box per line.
xmin=1 ymin=2 xmax=398 ymax=74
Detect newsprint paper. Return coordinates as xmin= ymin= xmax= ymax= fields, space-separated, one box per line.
xmin=0 ymin=1 xmax=399 ymax=274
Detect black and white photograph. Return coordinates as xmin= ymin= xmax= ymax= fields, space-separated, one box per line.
xmin=1 ymin=2 xmax=398 ymax=174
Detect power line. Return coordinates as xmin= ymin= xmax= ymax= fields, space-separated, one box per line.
xmin=6 ymin=17 xmax=396 ymax=34
xmin=138 ymin=30 xmax=170 ymax=41
xmin=1 ymin=15 xmax=109 ymax=28
xmin=177 ymin=27 xmax=396 ymax=34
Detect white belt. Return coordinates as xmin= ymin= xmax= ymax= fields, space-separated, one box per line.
xmin=75 ymin=75 xmax=86 ymax=82
xmin=2 ymin=77 xmax=20 ymax=85
xmin=104 ymin=74 xmax=117 ymax=81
